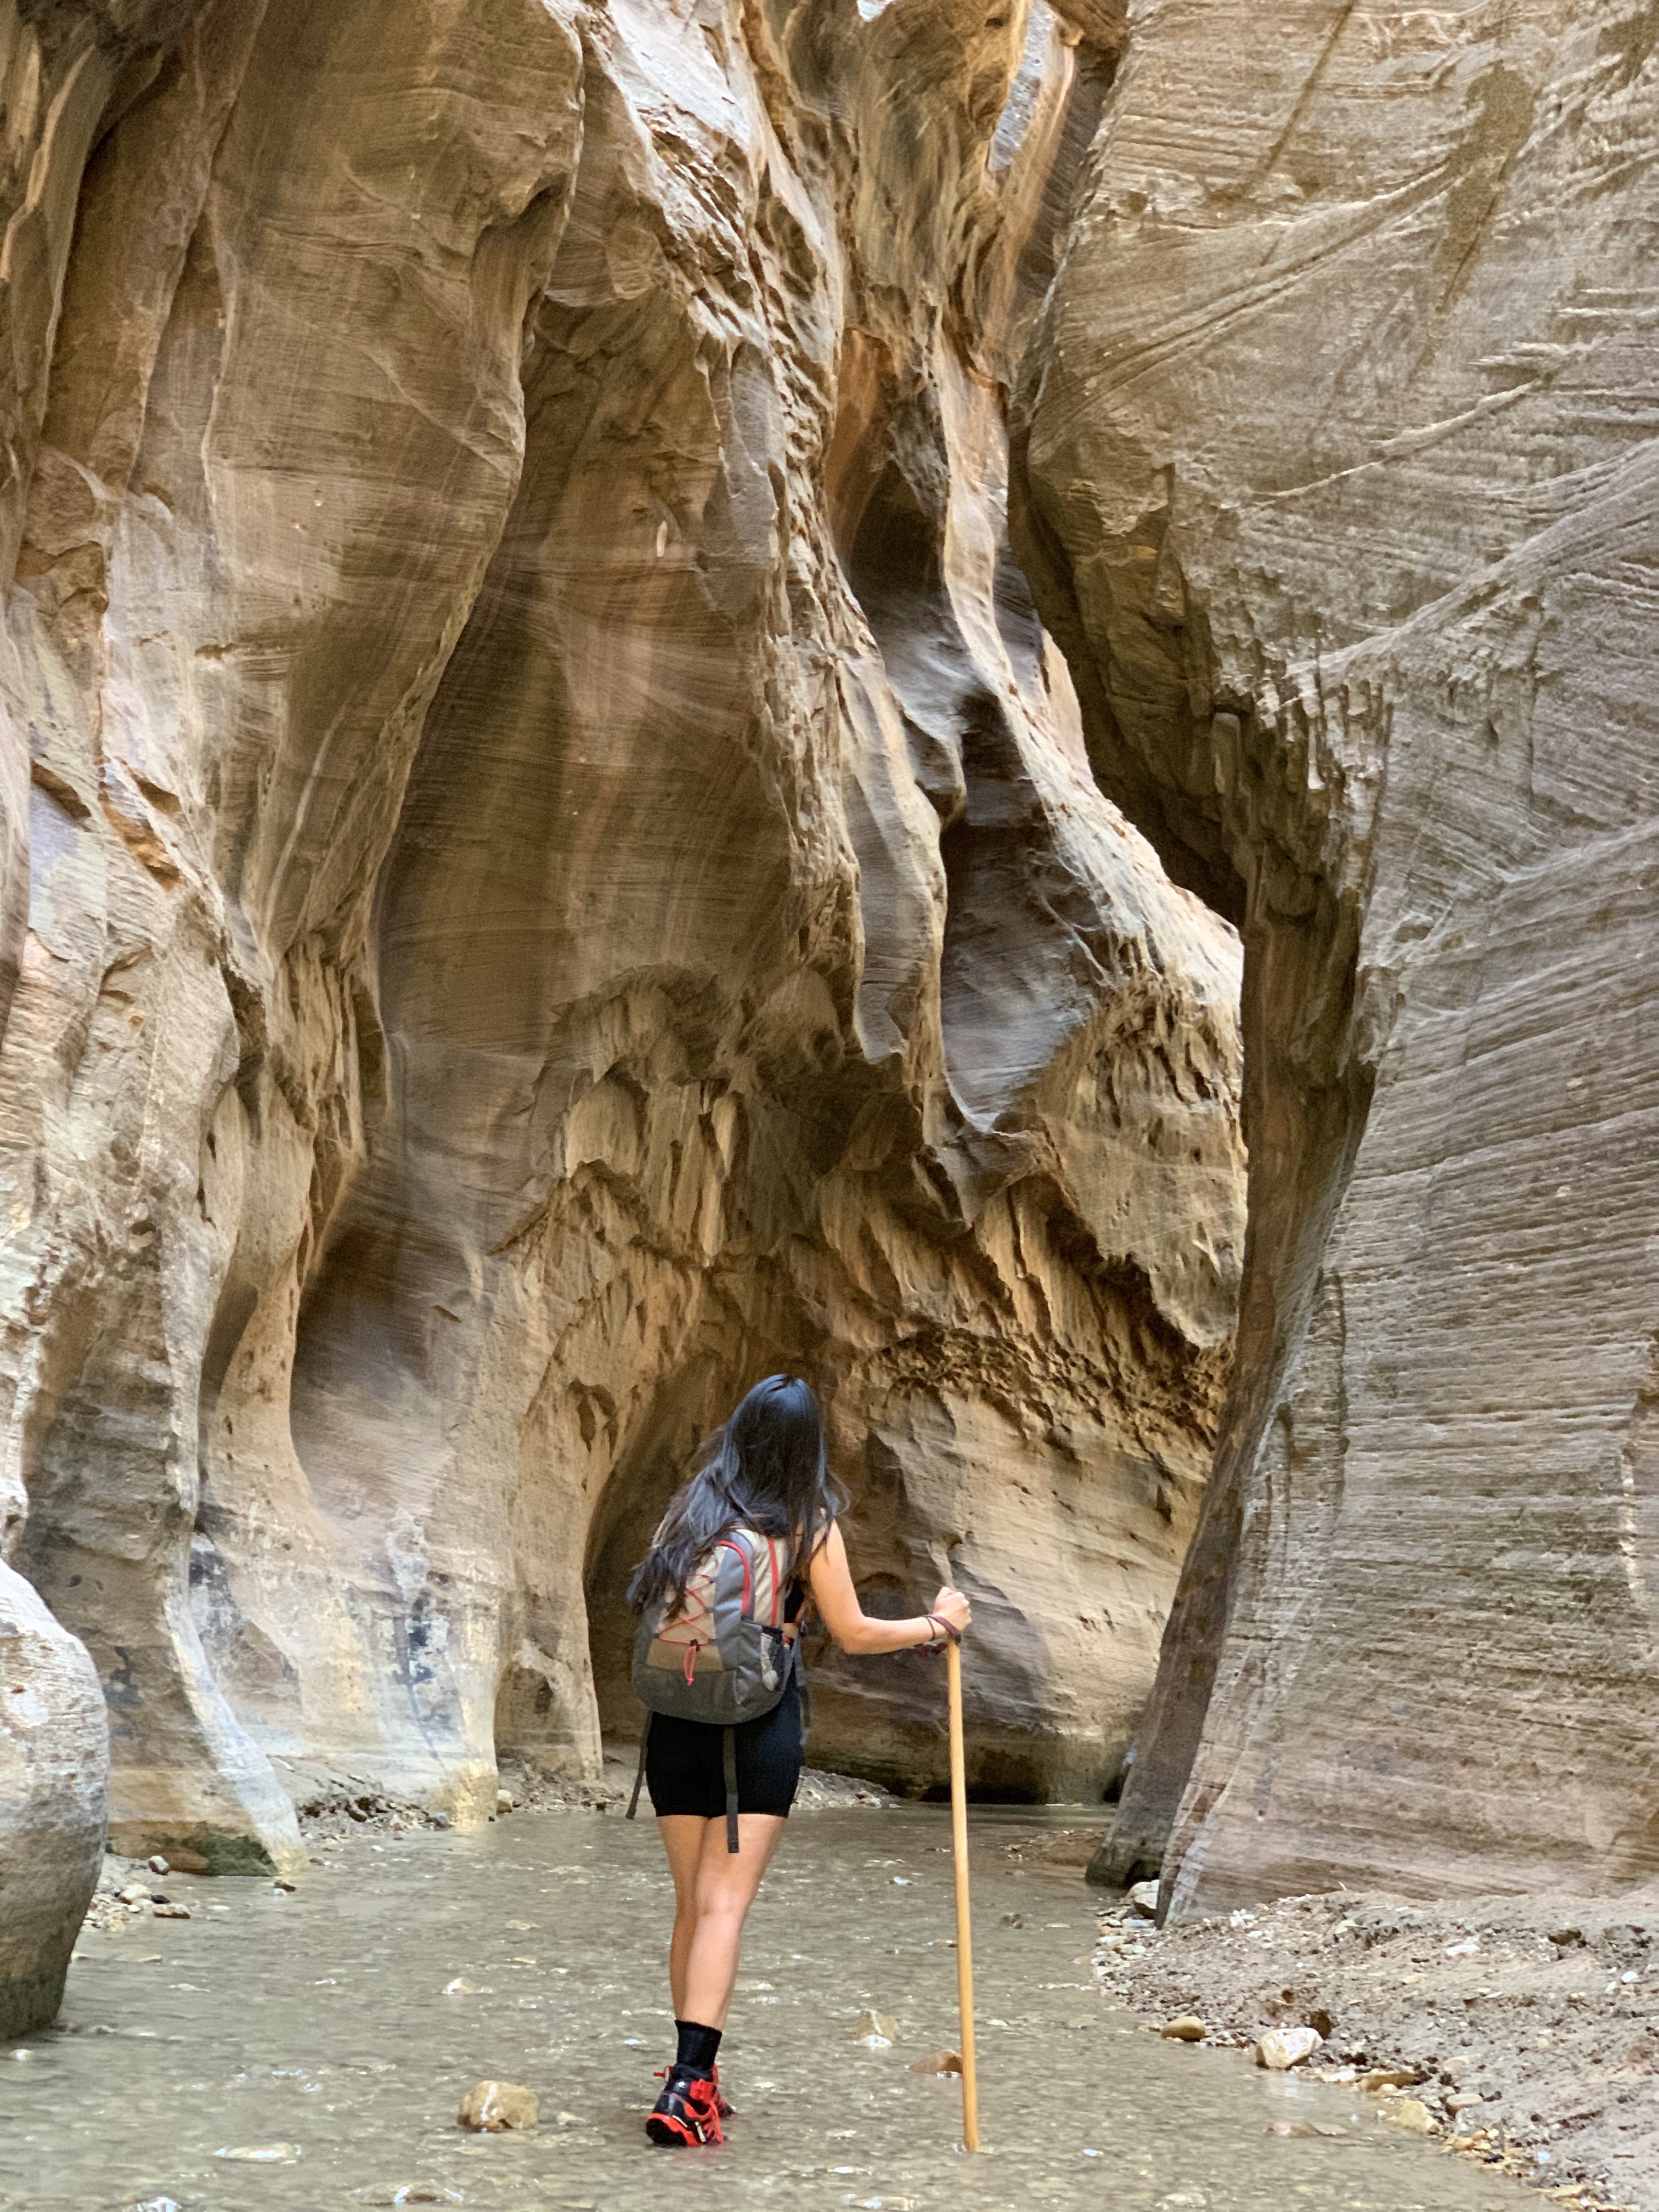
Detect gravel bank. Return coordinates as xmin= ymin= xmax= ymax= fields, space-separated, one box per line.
xmin=1092 ymin=1886 xmax=1659 ymax=2212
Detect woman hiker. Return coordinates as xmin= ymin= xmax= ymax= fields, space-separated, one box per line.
xmin=625 ymin=1373 xmax=972 ymax=2148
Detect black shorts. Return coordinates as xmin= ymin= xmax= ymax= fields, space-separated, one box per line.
xmin=645 ymin=1677 xmax=804 ymax=1820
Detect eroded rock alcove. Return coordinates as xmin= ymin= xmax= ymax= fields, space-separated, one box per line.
xmin=0 ymin=0 xmax=1245 ymax=2035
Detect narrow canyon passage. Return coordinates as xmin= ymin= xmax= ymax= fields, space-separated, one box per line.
xmin=0 ymin=1802 xmax=1530 ymax=2212
xmin=0 ymin=0 xmax=1653 ymax=2202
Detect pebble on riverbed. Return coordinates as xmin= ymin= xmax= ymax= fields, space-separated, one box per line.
xmin=79 ymin=1854 xmax=206 ymax=1934
xmin=1159 ymin=2016 xmax=1207 ymax=2041
xmin=1385 ymin=2097 xmax=1435 ymax=2135
xmin=907 ymin=2049 xmax=962 ymax=2074
xmin=851 ymin=2008 xmax=898 ymax=2045
xmin=1361 ymin=2066 xmax=1424 ymax=2092
xmin=349 ymin=2186 xmax=463 ymax=2207
xmin=1254 ymin=2025 xmax=1323 ymax=2070
xmin=457 ymin=2080 xmax=538 ymax=2132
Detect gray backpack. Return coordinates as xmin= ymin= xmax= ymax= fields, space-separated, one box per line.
xmin=625 ymin=1524 xmax=802 ymax=1849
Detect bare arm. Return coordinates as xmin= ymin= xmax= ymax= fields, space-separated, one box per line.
xmin=806 ymin=1522 xmax=970 ymax=1654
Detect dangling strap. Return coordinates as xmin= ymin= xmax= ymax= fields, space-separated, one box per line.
xmin=627 ymin=1712 xmax=652 ymax=1821
xmin=788 ymin=1585 xmax=812 ymax=1739
xmin=723 ymin=1724 xmax=739 ymax=1854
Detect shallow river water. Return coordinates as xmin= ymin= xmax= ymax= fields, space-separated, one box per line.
xmin=1 ymin=1803 xmax=1528 ymax=2212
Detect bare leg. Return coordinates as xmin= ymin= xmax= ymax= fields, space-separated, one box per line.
xmin=682 ymin=1814 xmax=786 ymax=2028
xmin=656 ymin=1815 xmax=709 ymax=2019
xmin=656 ymin=1813 xmax=786 ymax=2029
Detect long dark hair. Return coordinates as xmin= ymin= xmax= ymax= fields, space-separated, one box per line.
xmin=627 ymin=1375 xmax=846 ymax=1617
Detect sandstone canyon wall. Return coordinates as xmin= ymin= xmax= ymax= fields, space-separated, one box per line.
xmin=1015 ymin=0 xmax=1659 ymax=1909
xmin=0 ymin=0 xmax=1247 ymax=2030
xmin=7 ymin=0 xmax=1650 ymax=2053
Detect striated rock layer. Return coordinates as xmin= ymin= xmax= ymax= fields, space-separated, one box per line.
xmin=0 ymin=0 xmax=1244 ymax=2033
xmin=1015 ymin=0 xmax=1659 ymax=1907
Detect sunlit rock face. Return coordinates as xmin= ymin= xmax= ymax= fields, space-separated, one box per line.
xmin=0 ymin=0 xmax=1242 ymax=2022
xmin=1015 ymin=0 xmax=1659 ymax=1905
xmin=2 ymin=0 xmax=591 ymax=1877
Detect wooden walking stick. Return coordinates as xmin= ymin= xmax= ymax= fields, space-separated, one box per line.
xmin=946 ymin=1635 xmax=980 ymax=2151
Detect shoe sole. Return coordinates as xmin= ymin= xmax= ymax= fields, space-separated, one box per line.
xmin=646 ymin=2115 xmax=718 ymax=2147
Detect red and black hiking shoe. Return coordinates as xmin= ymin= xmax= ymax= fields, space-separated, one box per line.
xmin=646 ymin=2067 xmax=724 ymax=2147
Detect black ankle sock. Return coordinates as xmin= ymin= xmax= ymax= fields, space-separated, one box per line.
xmin=674 ymin=2018 xmax=723 ymax=2080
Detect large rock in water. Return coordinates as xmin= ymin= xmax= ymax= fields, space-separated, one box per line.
xmin=1015 ymin=0 xmax=1659 ymax=1901
xmin=0 ymin=0 xmax=1244 ymax=1894
xmin=0 ymin=1561 xmax=107 ymax=2036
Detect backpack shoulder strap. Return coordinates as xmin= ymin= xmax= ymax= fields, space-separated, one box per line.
xmin=716 ymin=1529 xmax=757 ymax=1620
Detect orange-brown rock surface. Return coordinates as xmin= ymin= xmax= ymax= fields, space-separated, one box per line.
xmin=0 ymin=0 xmax=1243 ymax=2028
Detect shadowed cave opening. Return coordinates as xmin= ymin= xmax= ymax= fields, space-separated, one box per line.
xmin=580 ymin=1462 xmax=1064 ymax=1807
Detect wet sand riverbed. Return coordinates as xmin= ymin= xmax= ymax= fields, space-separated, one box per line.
xmin=1 ymin=1804 xmax=1532 ymax=2212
